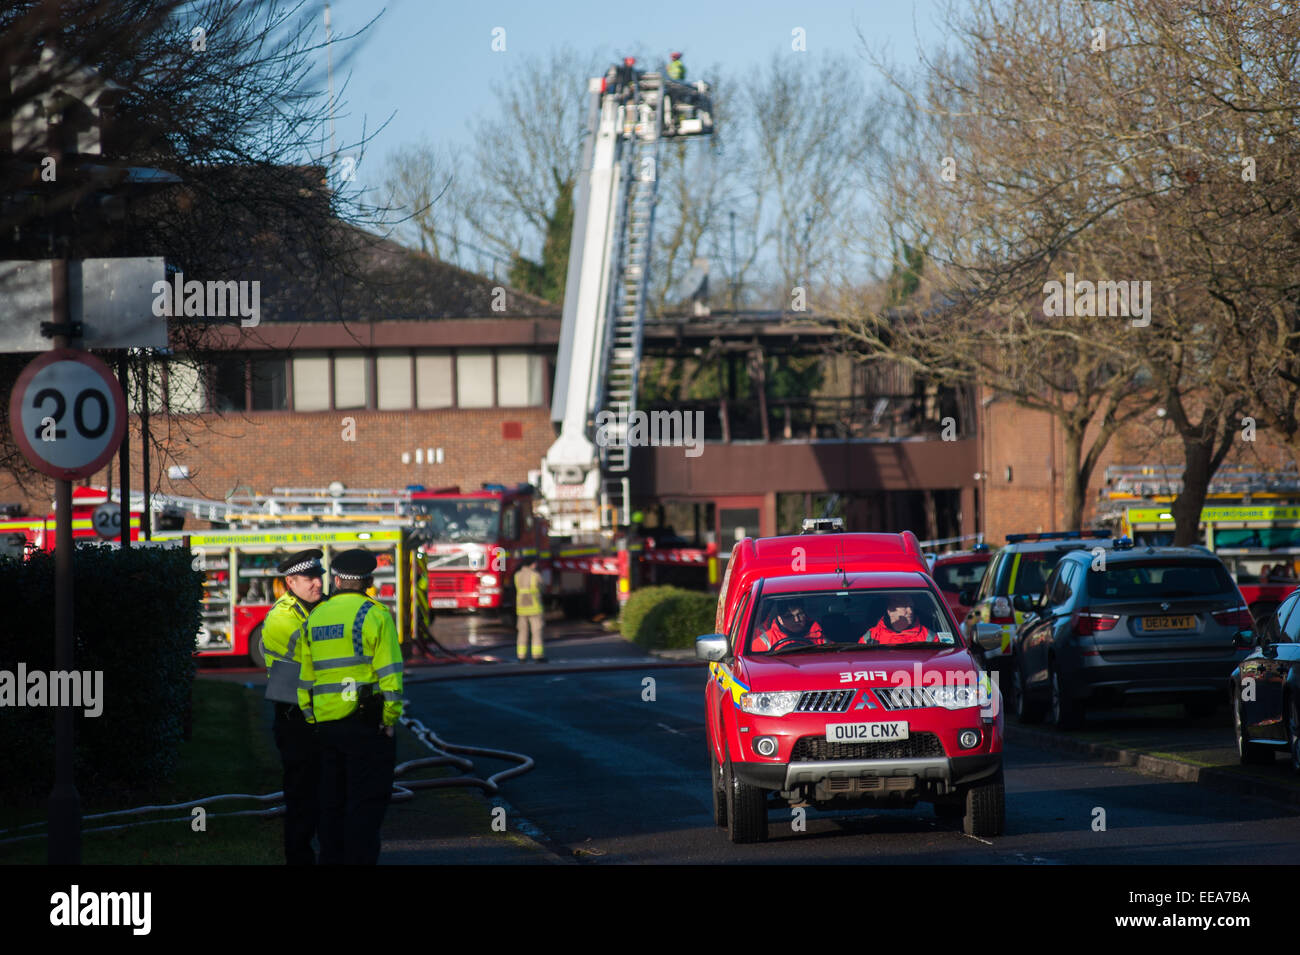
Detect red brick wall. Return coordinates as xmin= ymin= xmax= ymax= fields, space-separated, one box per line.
xmin=0 ymin=407 xmax=555 ymax=516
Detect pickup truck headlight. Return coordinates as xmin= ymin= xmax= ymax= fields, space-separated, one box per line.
xmin=740 ymin=691 xmax=801 ymax=717
xmin=929 ymin=686 xmax=981 ymax=709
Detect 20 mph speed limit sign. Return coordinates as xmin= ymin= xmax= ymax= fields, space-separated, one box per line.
xmin=9 ymin=349 xmax=127 ymax=480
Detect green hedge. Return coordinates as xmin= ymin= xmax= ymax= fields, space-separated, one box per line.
xmin=0 ymin=545 xmax=202 ymax=803
xmin=619 ymin=585 xmax=719 ymax=650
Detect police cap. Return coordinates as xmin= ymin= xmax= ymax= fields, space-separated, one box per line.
xmin=278 ymin=548 xmax=324 ymax=577
xmin=331 ymin=548 xmax=377 ymax=580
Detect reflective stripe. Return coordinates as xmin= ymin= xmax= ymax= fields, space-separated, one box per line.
xmin=352 ymin=601 xmax=373 ymax=657
xmin=374 ymin=662 xmax=402 ymax=679
xmin=297 ymin=678 xmax=316 ymax=690
xmin=313 ymin=681 xmax=377 ymax=696
xmin=285 ymin=626 xmax=302 ymax=660
xmin=302 ymin=707 xmax=315 ymax=721
xmin=382 ymin=691 xmax=402 ymax=701
xmin=314 ymin=655 xmax=371 ymax=671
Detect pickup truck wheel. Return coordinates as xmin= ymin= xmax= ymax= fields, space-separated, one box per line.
xmin=710 ymin=744 xmax=727 ymax=828
xmin=724 ymin=751 xmax=768 ymax=844
xmin=248 ymin=623 xmax=266 ymax=669
xmin=962 ymin=768 xmax=1005 ymax=837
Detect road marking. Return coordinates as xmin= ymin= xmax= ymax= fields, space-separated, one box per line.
xmin=657 ymin=722 xmax=683 ymax=735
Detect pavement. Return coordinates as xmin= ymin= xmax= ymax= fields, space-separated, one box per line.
xmin=203 ymin=614 xmax=1300 ymax=862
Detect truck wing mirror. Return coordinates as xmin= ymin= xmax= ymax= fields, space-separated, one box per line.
xmin=696 ymin=634 xmax=729 ymax=662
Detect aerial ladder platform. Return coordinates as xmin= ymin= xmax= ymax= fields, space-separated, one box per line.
xmin=538 ymin=60 xmax=714 ymax=538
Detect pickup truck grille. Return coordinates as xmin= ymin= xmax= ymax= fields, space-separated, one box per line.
xmin=794 ymin=690 xmax=855 ymax=713
xmin=791 ymin=732 xmax=945 ymax=761
xmin=876 ymin=687 xmax=932 ymax=710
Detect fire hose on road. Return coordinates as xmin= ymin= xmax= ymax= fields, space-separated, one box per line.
xmin=0 ymin=711 xmax=533 ymax=847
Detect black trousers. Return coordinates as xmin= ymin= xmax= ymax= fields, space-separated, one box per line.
xmin=273 ymin=704 xmax=321 ymax=866
xmin=316 ymin=711 xmax=396 ymax=865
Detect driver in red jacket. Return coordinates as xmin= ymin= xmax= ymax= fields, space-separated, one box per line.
xmin=752 ymin=600 xmax=824 ymax=651
xmin=861 ymin=594 xmax=933 ymax=645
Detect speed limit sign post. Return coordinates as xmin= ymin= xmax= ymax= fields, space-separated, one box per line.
xmin=9 ymin=348 xmax=127 ymax=481
xmin=10 ymin=346 xmax=126 ymax=865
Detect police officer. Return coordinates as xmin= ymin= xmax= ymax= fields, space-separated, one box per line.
xmin=297 ymin=549 xmax=404 ymax=865
xmin=261 ymin=548 xmax=324 ymax=865
xmin=514 ymin=555 xmax=546 ymax=662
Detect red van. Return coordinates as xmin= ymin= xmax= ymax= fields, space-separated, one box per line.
xmin=699 ymin=524 xmax=1005 ymax=843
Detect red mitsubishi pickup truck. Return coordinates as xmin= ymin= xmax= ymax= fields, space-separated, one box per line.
xmin=698 ymin=524 xmax=1005 ymax=843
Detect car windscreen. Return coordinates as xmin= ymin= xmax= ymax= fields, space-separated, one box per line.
xmin=1084 ymin=560 xmax=1236 ymax=601
xmin=932 ymin=559 xmax=990 ymax=593
xmin=411 ymin=499 xmax=501 ymax=542
xmin=747 ymin=589 xmax=958 ymax=654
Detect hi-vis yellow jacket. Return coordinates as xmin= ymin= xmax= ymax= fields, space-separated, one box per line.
xmin=297 ymin=591 xmax=404 ymax=726
xmin=262 ymin=592 xmax=311 ymax=703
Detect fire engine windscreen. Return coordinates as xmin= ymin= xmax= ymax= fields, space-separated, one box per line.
xmin=412 ymin=499 xmax=501 ymax=543
xmin=749 ymin=590 xmax=957 ymax=654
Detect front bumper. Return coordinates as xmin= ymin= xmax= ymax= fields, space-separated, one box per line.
xmin=734 ymin=753 xmax=1001 ymax=792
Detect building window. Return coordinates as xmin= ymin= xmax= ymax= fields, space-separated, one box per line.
xmin=416 ymin=352 xmax=453 ymax=408
xmin=211 ymin=357 xmax=245 ymax=412
xmin=251 ymin=358 xmax=288 ymax=410
xmin=496 ymin=351 xmax=544 ymax=407
xmin=334 ymin=353 xmax=368 ymax=410
xmin=293 ymin=353 xmax=330 ymax=411
xmin=377 ymin=351 xmax=412 ymax=410
xmin=167 ymin=359 xmax=207 ymax=413
xmin=456 ymin=351 xmax=493 ymax=408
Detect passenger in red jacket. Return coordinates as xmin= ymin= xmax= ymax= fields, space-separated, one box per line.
xmin=753 ymin=600 xmax=824 ymax=651
xmin=861 ymin=594 xmax=933 ymax=645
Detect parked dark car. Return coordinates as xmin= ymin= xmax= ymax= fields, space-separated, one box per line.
xmin=1229 ymin=586 xmax=1300 ymax=768
xmin=961 ymin=531 xmax=1115 ymax=679
xmin=1010 ymin=542 xmax=1254 ymax=729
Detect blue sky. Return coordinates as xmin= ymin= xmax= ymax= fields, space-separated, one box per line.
xmin=324 ymin=0 xmax=946 ymax=195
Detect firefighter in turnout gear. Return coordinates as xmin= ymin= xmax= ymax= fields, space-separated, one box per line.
xmin=297 ymin=549 xmax=404 ymax=865
xmin=514 ymin=555 xmax=546 ymax=662
xmin=262 ymin=549 xmax=324 ymax=865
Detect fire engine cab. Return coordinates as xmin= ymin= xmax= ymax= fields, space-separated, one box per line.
xmin=698 ymin=520 xmax=1005 ymax=843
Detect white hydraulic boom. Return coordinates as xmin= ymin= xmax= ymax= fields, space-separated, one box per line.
xmin=539 ymin=60 xmax=713 ymax=537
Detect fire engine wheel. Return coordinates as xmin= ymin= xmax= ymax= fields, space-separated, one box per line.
xmin=723 ymin=749 xmax=768 ymax=844
xmin=962 ymin=767 xmax=1005 ymax=837
xmin=710 ymin=744 xmax=727 ymax=828
xmin=248 ymin=623 xmax=266 ymax=669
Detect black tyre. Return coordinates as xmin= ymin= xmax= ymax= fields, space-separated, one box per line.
xmin=723 ymin=748 xmax=768 ymax=844
xmin=248 ymin=623 xmax=266 ymax=669
xmin=962 ymin=767 xmax=1005 ymax=837
xmin=1235 ymin=700 xmax=1274 ymax=765
xmin=1012 ymin=656 xmax=1046 ymax=724
xmin=710 ymin=744 xmax=727 ymax=828
xmin=1049 ymin=663 xmax=1085 ymax=730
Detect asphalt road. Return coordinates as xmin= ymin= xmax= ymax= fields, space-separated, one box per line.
xmin=403 ymin=626 xmax=1300 ymax=864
